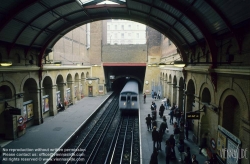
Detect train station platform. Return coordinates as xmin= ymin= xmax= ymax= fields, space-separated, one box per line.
xmin=139 ymin=95 xmax=207 ymax=164
xmin=1 ymin=92 xmax=207 ymax=164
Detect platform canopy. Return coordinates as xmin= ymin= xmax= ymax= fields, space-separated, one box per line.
xmin=0 ymin=0 xmax=249 ymax=65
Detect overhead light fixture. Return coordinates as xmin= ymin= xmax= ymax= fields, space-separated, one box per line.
xmin=54 ymin=61 xmax=62 ymax=66
xmin=0 ymin=61 xmax=12 ymax=66
xmin=158 ymin=62 xmax=167 ymax=68
xmin=174 ymin=61 xmax=185 ymax=67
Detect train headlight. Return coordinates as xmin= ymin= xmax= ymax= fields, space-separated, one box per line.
xmin=123 ymin=102 xmax=126 ymax=106
xmin=132 ymin=103 xmax=134 ymax=106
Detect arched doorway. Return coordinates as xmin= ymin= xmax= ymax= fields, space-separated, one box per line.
xmin=222 ymin=95 xmax=240 ymax=137
xmin=23 ymin=78 xmax=39 ymax=126
xmin=42 ymin=76 xmax=53 ymax=118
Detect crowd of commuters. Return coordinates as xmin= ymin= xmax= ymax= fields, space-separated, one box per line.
xmin=146 ymin=91 xmax=214 ymax=164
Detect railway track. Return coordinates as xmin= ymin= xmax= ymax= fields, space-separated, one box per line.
xmin=47 ymin=93 xmax=140 ymax=164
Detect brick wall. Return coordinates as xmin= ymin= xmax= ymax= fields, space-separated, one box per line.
xmin=102 ymin=44 xmax=147 ymax=63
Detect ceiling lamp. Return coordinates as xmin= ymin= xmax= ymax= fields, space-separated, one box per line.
xmin=54 ymin=61 xmax=61 ymax=66
xmin=158 ymin=62 xmax=167 ymax=68
xmin=174 ymin=61 xmax=185 ymax=67
xmin=0 ymin=61 xmax=12 ymax=66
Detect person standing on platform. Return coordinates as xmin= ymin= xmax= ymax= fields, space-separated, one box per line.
xmin=159 ymin=104 xmax=165 ymax=118
xmin=165 ymin=140 xmax=171 ymax=164
xmin=159 ymin=116 xmax=168 ymax=134
xmin=154 ymin=91 xmax=157 ymax=100
xmin=168 ymin=134 xmax=176 ymax=160
xmin=152 ymin=126 xmax=159 ymax=150
xmin=157 ymin=90 xmax=161 ymax=99
xmin=144 ymin=93 xmax=146 ymax=103
xmin=150 ymin=148 xmax=158 ymax=164
xmin=169 ymin=109 xmax=174 ymax=125
xmin=184 ymin=147 xmax=192 ymax=164
xmin=151 ymin=90 xmax=154 ymax=99
xmin=145 ymin=114 xmax=153 ymax=131
xmin=167 ymin=98 xmax=170 ymax=109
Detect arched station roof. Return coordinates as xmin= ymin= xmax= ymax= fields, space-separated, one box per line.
xmin=0 ymin=0 xmax=250 ymax=66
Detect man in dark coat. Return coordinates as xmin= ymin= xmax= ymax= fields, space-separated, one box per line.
xmin=150 ymin=148 xmax=158 ymax=164
xmin=159 ymin=104 xmax=165 ymax=118
xmin=152 ymin=126 xmax=159 ymax=150
xmin=145 ymin=114 xmax=152 ymax=131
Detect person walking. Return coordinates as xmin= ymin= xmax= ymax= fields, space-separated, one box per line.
xmin=152 ymin=126 xmax=160 ymax=150
xmin=157 ymin=90 xmax=161 ymax=99
xmin=154 ymin=91 xmax=157 ymax=100
xmin=151 ymin=90 xmax=154 ymax=99
xmin=174 ymin=124 xmax=180 ymax=144
xmin=158 ymin=130 xmax=164 ymax=151
xmin=168 ymin=134 xmax=176 ymax=160
xmin=159 ymin=116 xmax=168 ymax=134
xmin=165 ymin=140 xmax=171 ymax=164
xmin=169 ymin=109 xmax=174 ymax=125
xmin=145 ymin=114 xmax=153 ymax=131
xmin=143 ymin=93 xmax=146 ymax=103
xmin=159 ymin=104 xmax=165 ymax=118
xmin=184 ymin=147 xmax=192 ymax=164
xmin=167 ymin=98 xmax=170 ymax=109
xmin=150 ymin=148 xmax=158 ymax=164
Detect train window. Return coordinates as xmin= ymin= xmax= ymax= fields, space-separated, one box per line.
xmin=127 ymin=96 xmax=130 ymax=101
xmin=132 ymin=97 xmax=137 ymax=101
xmin=121 ymin=96 xmax=126 ymax=101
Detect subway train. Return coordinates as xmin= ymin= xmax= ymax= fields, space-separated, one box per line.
xmin=119 ymin=80 xmax=139 ymax=114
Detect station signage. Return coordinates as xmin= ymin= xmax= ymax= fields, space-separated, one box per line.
xmin=186 ymin=112 xmax=200 ymax=119
xmin=9 ymin=108 xmax=21 ymax=115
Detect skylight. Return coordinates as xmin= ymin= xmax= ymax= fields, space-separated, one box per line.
xmin=78 ymin=0 xmax=125 ymax=5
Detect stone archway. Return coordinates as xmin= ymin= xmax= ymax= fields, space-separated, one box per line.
xmin=222 ymin=95 xmax=240 ymax=137
xmin=23 ymin=78 xmax=39 ymax=126
xmin=42 ymin=76 xmax=53 ymax=118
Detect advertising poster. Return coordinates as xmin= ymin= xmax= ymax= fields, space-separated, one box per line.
xmin=217 ymin=130 xmax=227 ymax=161
xmin=23 ymin=105 xmax=27 ymax=122
xmin=99 ymin=85 xmax=103 ymax=93
xmin=67 ymin=88 xmax=71 ymax=103
xmin=74 ymin=86 xmax=78 ymax=98
xmin=44 ymin=97 xmax=49 ymax=113
xmin=56 ymin=91 xmax=61 ymax=107
xmin=226 ymin=139 xmax=239 ymax=164
xmin=42 ymin=98 xmax=45 ymax=113
xmin=27 ymin=103 xmax=34 ymax=120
